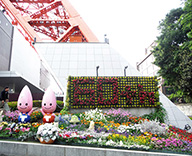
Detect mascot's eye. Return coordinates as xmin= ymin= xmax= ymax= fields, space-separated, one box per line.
xmin=44 ymin=103 xmax=46 ymax=106
xmin=25 ymin=103 xmax=28 ymax=106
xmin=19 ymin=103 xmax=22 ymax=106
xmin=50 ymin=103 xmax=52 ymax=106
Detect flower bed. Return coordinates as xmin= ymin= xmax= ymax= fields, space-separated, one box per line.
xmin=0 ymin=108 xmax=191 ymax=155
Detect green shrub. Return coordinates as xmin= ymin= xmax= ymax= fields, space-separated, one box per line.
xmin=8 ymin=100 xmax=64 ymax=112
xmin=33 ymin=100 xmax=42 ymax=107
xmin=55 ymin=100 xmax=64 ymax=112
xmin=61 ymin=76 xmax=71 ymax=113
xmin=141 ymin=103 xmax=167 ymax=123
xmin=8 ymin=101 xmax=17 ymax=111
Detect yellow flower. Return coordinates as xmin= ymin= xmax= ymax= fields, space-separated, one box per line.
xmin=112 ymin=134 xmax=116 ymax=138
xmin=1 ymin=122 xmax=8 ymax=125
xmin=116 ymin=134 xmax=120 ymax=137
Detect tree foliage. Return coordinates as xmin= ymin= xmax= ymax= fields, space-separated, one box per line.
xmin=181 ymin=0 xmax=192 ymax=42
xmin=153 ymin=3 xmax=192 ymax=102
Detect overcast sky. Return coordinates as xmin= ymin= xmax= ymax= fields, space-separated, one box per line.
xmin=70 ymin=0 xmax=183 ymax=68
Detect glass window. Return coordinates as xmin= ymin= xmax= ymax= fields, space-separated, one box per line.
xmin=53 ymin=55 xmax=62 ymax=61
xmin=87 ymin=48 xmax=94 ymax=55
xmin=95 ymin=55 xmax=103 ymax=61
xmin=70 ymin=54 xmax=78 ymax=61
xmin=62 ymin=48 xmax=70 ymax=54
xmin=51 ymin=62 xmax=60 ymax=69
xmin=102 ymin=48 xmax=110 ymax=54
xmin=68 ymin=69 xmax=78 ymax=76
xmin=78 ymin=48 xmax=87 ymax=54
xmin=87 ymin=54 xmax=94 ymax=61
xmin=87 ymin=69 xmax=95 ymax=76
xmin=59 ymin=69 xmax=68 ymax=77
xmin=54 ymin=49 xmax=63 ymax=55
xmin=87 ymin=61 xmax=95 ymax=69
xmin=60 ymin=61 xmax=69 ymax=68
xmin=77 ymin=68 xmax=87 ymax=76
xmin=113 ymin=69 xmax=123 ymax=76
xmin=94 ymin=48 xmax=102 ymax=55
xmin=77 ymin=61 xmax=86 ymax=68
xmin=61 ymin=55 xmax=70 ymax=61
xmin=70 ymin=48 xmax=79 ymax=55
xmin=111 ymin=55 xmax=120 ymax=61
xmin=103 ymin=54 xmax=111 ymax=61
xmin=46 ymin=48 xmax=55 ymax=55
xmin=104 ymin=62 xmax=112 ymax=68
xmin=44 ymin=55 xmax=53 ymax=61
xmin=69 ymin=61 xmax=77 ymax=69
xmin=112 ymin=61 xmax=121 ymax=68
xmin=78 ymin=54 xmax=86 ymax=61
xmin=95 ymin=61 xmax=104 ymax=68
xmin=104 ymin=68 xmax=113 ymax=76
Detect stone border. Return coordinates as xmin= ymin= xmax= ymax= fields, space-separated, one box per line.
xmin=0 ymin=140 xmax=190 ymax=156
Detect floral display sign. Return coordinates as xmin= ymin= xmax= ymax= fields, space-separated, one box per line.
xmin=69 ymin=76 xmax=160 ymax=109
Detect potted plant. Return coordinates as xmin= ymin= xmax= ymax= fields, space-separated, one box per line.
xmin=36 ymin=123 xmax=59 ymax=144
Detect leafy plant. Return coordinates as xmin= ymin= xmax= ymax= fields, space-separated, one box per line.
xmin=7 ymin=102 xmax=17 ymax=111
xmin=141 ymin=103 xmax=167 ymax=123
xmin=61 ymin=76 xmax=71 ymax=112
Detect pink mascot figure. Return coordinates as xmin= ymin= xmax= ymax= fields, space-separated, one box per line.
xmin=17 ymin=85 xmax=33 ymax=123
xmin=40 ymin=87 xmax=56 ymax=123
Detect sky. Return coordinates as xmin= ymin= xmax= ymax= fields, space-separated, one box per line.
xmin=70 ymin=0 xmax=183 ymax=68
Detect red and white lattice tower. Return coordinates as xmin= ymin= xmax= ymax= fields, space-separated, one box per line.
xmin=0 ymin=0 xmax=98 ymax=43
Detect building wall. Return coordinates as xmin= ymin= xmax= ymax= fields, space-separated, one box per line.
xmin=137 ymin=42 xmax=165 ymax=93
xmin=137 ymin=42 xmax=159 ymax=77
xmin=39 ymin=61 xmax=50 ymax=90
xmin=0 ymin=11 xmax=13 ymax=71
xmin=138 ymin=54 xmax=160 ymax=76
xmin=10 ymin=28 xmax=41 ymax=87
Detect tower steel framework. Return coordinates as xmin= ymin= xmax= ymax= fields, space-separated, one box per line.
xmin=0 ymin=0 xmax=98 ymax=43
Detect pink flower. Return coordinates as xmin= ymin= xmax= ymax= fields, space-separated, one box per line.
xmin=21 ymin=127 xmax=30 ymax=132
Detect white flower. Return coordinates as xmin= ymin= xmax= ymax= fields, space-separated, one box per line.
xmin=51 ymin=136 xmax=56 ymax=140
xmin=119 ymin=141 xmax=124 ymax=146
xmin=39 ymin=137 xmax=43 ymax=142
xmin=98 ymin=138 xmax=102 ymax=143
xmin=52 ymin=127 xmax=57 ymax=131
xmin=48 ymin=131 xmax=53 ymax=135
xmin=106 ymin=140 xmax=115 ymax=146
xmin=92 ymin=139 xmax=97 ymax=143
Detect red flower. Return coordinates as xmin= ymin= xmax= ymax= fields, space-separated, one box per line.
xmin=65 ymin=134 xmax=70 ymax=137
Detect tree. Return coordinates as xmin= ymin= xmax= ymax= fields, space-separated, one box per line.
xmin=153 ymin=7 xmax=192 ymax=102
xmin=181 ymin=0 xmax=192 ymax=43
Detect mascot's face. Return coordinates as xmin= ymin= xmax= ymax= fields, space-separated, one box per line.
xmin=17 ymin=86 xmax=33 ymax=113
xmin=42 ymin=87 xmax=56 ymax=113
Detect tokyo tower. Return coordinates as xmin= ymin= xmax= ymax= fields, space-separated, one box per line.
xmin=0 ymin=0 xmax=98 ymax=43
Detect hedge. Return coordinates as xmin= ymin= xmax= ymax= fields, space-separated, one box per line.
xmin=8 ymin=100 xmax=64 ymax=112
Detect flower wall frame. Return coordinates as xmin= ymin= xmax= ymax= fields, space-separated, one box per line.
xmin=69 ymin=76 xmax=160 ymax=109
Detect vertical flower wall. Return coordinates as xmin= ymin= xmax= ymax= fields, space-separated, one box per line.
xmin=69 ymin=76 xmax=160 ymax=109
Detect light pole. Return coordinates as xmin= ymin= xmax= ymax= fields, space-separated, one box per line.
xmin=124 ymin=66 xmax=128 ymax=76
xmin=96 ymin=66 xmax=99 ymax=77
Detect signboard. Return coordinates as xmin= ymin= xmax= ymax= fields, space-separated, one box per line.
xmin=68 ymin=76 xmax=160 ymax=109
